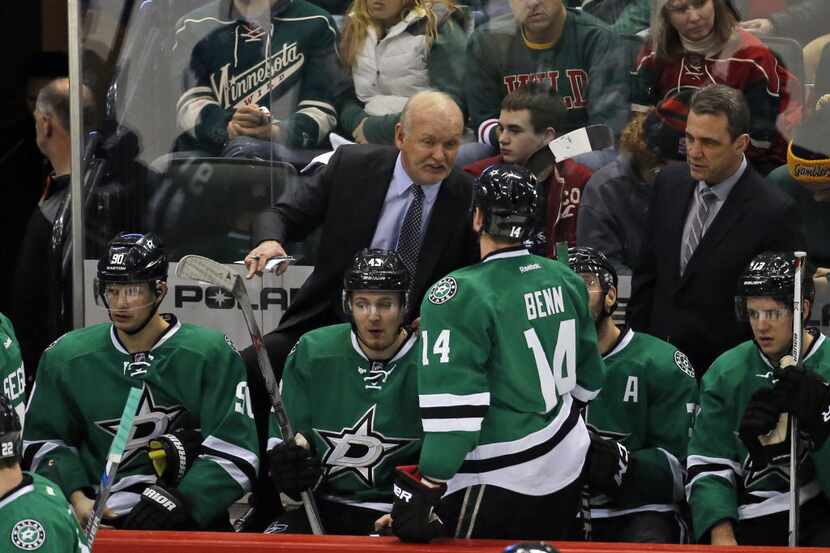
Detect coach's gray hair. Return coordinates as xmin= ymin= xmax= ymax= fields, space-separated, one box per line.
xmin=35 ymin=77 xmax=95 ymax=133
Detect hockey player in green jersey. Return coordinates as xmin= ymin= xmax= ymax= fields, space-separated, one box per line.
xmin=388 ymin=164 xmax=605 ymax=542
xmin=0 ymin=312 xmax=26 ymax=425
xmin=0 ymin=393 xmax=89 ymax=552
xmin=264 ymin=249 xmax=422 ymax=534
xmin=688 ymin=251 xmax=830 ymax=546
xmin=568 ymin=246 xmax=698 ymax=543
xmin=22 ymin=232 xmax=259 ymax=532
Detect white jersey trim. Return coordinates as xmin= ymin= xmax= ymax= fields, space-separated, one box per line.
xmin=738 ymin=481 xmax=821 ymax=520
xmin=23 ymin=440 xmax=79 ymax=472
xmin=201 ymin=454 xmax=253 ymax=492
xmin=590 ymin=503 xmax=677 ymax=519
xmin=658 ymin=447 xmax=686 ymax=503
xmin=419 ymin=392 xmax=490 ymax=408
xmin=0 ymin=483 xmax=34 ymax=510
xmin=422 ymin=417 xmax=484 ymax=432
xmin=481 ymin=248 xmax=531 ymax=263
xmin=603 ymin=328 xmax=635 ymax=360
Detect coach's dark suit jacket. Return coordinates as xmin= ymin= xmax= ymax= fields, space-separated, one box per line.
xmin=626 ymin=162 xmax=805 ymax=375
xmin=253 ymin=144 xmax=477 ymax=334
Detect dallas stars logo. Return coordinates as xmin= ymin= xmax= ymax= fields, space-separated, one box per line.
xmin=11 ymin=519 xmax=46 ymax=550
xmin=95 ymin=386 xmax=185 ymax=469
xmin=317 ymin=405 xmax=414 ymax=487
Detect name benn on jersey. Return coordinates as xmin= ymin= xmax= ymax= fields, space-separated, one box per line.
xmin=524 ymin=286 xmax=565 ymax=321
xmin=503 ymin=69 xmax=588 ymax=110
xmin=210 ymin=42 xmax=305 ymax=109
xmin=317 ymin=405 xmax=415 ymax=488
xmin=96 ymin=386 xmax=185 ymax=469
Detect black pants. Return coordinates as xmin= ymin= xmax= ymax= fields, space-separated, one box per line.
xmin=733 ymin=495 xmax=830 ymax=547
xmin=438 ymin=476 xmax=583 ymax=540
xmin=265 ymin=497 xmax=385 ymax=535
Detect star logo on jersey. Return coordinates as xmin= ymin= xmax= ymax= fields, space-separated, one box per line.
xmin=11 ymin=519 xmax=46 ymax=550
xmin=673 ymin=351 xmax=695 ymax=378
xmin=316 ymin=405 xmax=415 ymax=488
xmin=428 ymin=277 xmax=458 ymax=305
xmin=95 ymin=386 xmax=186 ymax=469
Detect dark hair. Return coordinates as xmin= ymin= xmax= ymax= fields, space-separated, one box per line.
xmin=689 ymin=85 xmax=750 ymax=141
xmin=655 ymin=0 xmax=738 ymax=60
xmin=35 ymin=78 xmax=96 ymax=133
xmin=500 ymin=82 xmax=567 ymax=135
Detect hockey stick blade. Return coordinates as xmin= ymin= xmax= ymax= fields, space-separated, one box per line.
xmin=86 ymin=386 xmax=142 ymax=545
xmin=525 ymin=124 xmax=615 ymax=179
xmin=176 ymin=255 xmax=237 ymax=291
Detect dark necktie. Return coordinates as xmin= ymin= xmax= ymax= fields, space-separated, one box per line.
xmin=680 ymin=187 xmax=717 ymax=275
xmin=397 ymin=184 xmax=425 ymax=288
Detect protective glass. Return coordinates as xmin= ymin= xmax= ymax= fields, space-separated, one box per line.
xmin=95 ymin=280 xmax=156 ymax=310
xmin=746 ymin=307 xmax=790 ymax=322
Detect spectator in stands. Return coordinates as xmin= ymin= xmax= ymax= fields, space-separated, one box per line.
xmin=741 ymin=0 xmax=830 ymax=86
xmin=631 ymin=0 xmax=803 ymax=174
xmin=577 ymin=92 xmax=690 ymax=272
xmin=580 ymin=0 xmax=651 ymax=36
xmin=11 ymin=78 xmax=94 ymax=382
xmin=627 ymin=85 xmax=805 ymax=376
xmin=172 ymin=0 xmax=348 ymax=160
xmin=239 ymin=91 xmax=476 ymax=528
xmin=766 ymin=106 xmax=830 ymax=269
xmin=0 ymin=53 xmax=68 ymax=316
xmin=337 ymin=0 xmax=468 ymax=145
xmin=464 ymin=83 xmax=592 ymax=254
xmin=460 ymin=0 xmax=629 ymax=165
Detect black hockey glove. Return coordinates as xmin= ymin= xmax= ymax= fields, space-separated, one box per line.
xmin=391 ymin=465 xmax=446 ymax=543
xmin=122 ymin=485 xmax=194 ymax=530
xmin=148 ymin=428 xmax=202 ymax=487
xmin=738 ymin=387 xmax=788 ymax=470
xmin=586 ymin=431 xmax=632 ymax=498
xmin=268 ymin=436 xmax=321 ymax=496
xmin=774 ymin=364 xmax=830 ymax=448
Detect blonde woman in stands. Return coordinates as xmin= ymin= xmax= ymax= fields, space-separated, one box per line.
xmin=631 ymin=0 xmax=802 ymax=174
xmin=338 ymin=0 xmax=468 ymax=144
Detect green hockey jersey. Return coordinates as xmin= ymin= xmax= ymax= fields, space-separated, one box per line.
xmin=417 ymin=247 xmax=605 ymax=496
xmin=0 ymin=473 xmax=89 ymax=553
xmin=466 ymin=8 xmax=630 ymax=146
xmin=279 ymin=324 xmax=421 ymax=512
xmin=0 ymin=312 xmax=25 ymax=426
xmin=585 ymin=328 xmax=698 ymax=518
xmin=687 ymin=331 xmax=830 ymax=543
xmin=22 ymin=315 xmax=259 ymax=528
xmin=172 ymin=0 xmax=347 ymax=150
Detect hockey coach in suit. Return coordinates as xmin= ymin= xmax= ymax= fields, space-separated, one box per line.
xmin=242 ymin=89 xmax=475 ymax=387
xmin=627 ymin=85 xmax=805 ymax=377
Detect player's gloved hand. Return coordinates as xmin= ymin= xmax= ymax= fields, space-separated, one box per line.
xmin=148 ymin=428 xmax=202 ymax=486
xmin=391 ymin=465 xmax=446 ymax=543
xmin=774 ymin=361 xmax=830 ymax=448
xmin=268 ymin=435 xmax=321 ymax=496
xmin=122 ymin=485 xmax=194 ymax=530
xmin=586 ymin=431 xmax=632 ymax=498
xmin=738 ymin=387 xmax=787 ymax=469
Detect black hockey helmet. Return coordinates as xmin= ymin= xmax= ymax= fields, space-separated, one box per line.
xmin=568 ymin=246 xmax=618 ymax=290
xmin=0 ymin=394 xmax=22 ymax=463
xmin=735 ymin=251 xmax=815 ymax=321
xmin=503 ymin=544 xmax=560 ymax=553
xmin=342 ymin=249 xmax=410 ymax=313
xmin=474 ymin=164 xmax=538 ymax=242
xmin=97 ymin=232 xmax=168 ymax=285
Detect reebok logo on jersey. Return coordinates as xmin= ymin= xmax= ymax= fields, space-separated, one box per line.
xmin=519 ymin=263 xmax=541 ymax=273
xmin=393 ymin=484 xmax=413 ymax=503
xmin=143 ymin=488 xmax=177 ymax=511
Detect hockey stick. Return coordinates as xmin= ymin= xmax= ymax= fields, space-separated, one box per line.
xmin=175 ymin=255 xmax=325 ymax=535
xmin=788 ymin=250 xmax=807 ymax=547
xmin=85 ymin=386 xmax=142 ymax=545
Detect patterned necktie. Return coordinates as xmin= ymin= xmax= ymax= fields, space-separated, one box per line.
xmin=397 ymin=184 xmax=425 ymax=288
xmin=681 ymin=186 xmax=717 ymax=275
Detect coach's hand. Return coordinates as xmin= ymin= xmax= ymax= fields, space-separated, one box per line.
xmin=245 ymin=240 xmax=289 ymax=277
xmin=391 ymin=466 xmax=446 ymax=543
